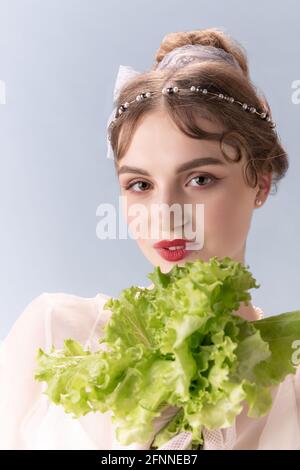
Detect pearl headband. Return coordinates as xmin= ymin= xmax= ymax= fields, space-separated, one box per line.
xmin=106 ymin=44 xmax=275 ymax=160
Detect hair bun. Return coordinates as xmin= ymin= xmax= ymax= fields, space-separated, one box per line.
xmin=154 ymin=28 xmax=249 ymax=78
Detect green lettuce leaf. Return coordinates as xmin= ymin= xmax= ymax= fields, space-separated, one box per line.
xmin=34 ymin=256 xmax=300 ymax=448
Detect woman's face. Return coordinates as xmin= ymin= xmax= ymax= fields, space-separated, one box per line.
xmin=117 ymin=110 xmax=270 ymax=273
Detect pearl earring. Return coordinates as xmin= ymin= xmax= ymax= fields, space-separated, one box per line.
xmin=255 ymin=199 xmax=262 ymax=207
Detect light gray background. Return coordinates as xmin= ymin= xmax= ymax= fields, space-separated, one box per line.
xmin=0 ymin=0 xmax=299 ymax=339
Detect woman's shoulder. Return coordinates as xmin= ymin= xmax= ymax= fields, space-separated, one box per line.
xmin=39 ymin=290 xmax=111 ymax=306
xmin=38 ymin=291 xmax=113 ymax=350
xmin=0 ymin=290 xmax=112 ymax=449
xmin=18 ymin=290 xmax=112 ymax=322
xmin=3 ymin=290 xmax=113 ymax=355
xmin=44 ymin=290 xmax=112 ymax=319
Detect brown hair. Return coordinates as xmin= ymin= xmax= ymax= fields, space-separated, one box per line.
xmin=109 ymin=28 xmax=288 ymax=195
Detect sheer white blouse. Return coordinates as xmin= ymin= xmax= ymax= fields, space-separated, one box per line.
xmin=0 ymin=291 xmax=299 ymax=450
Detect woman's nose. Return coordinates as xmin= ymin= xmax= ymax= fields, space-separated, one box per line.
xmin=151 ymin=189 xmax=188 ymax=235
xmin=155 ymin=186 xmax=184 ymax=207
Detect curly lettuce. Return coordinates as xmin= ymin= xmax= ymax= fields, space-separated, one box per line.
xmin=34 ymin=256 xmax=300 ymax=448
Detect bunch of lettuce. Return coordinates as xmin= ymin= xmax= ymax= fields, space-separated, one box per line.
xmin=34 ymin=256 xmax=300 ymax=449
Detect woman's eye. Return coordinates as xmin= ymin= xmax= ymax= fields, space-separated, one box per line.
xmin=125 ymin=180 xmax=151 ymax=193
xmin=187 ymin=174 xmax=217 ymax=187
xmin=124 ymin=174 xmax=218 ymax=193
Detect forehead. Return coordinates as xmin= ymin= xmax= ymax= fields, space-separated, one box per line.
xmin=117 ymin=110 xmax=234 ymax=170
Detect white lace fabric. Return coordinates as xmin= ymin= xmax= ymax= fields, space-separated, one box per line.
xmin=155 ymin=426 xmax=237 ymax=450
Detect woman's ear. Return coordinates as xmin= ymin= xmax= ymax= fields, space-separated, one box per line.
xmin=255 ymin=172 xmax=273 ymax=208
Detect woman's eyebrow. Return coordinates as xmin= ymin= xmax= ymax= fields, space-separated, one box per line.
xmin=117 ymin=157 xmax=225 ymax=177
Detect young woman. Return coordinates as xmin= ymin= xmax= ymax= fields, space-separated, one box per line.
xmin=1 ymin=28 xmax=299 ymax=450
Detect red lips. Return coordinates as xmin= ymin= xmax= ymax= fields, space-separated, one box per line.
xmin=153 ymin=238 xmax=187 ymax=249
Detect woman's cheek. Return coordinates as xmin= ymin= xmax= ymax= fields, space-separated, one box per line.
xmin=208 ymin=195 xmax=253 ymax=249
xmin=123 ymin=197 xmax=150 ymax=240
